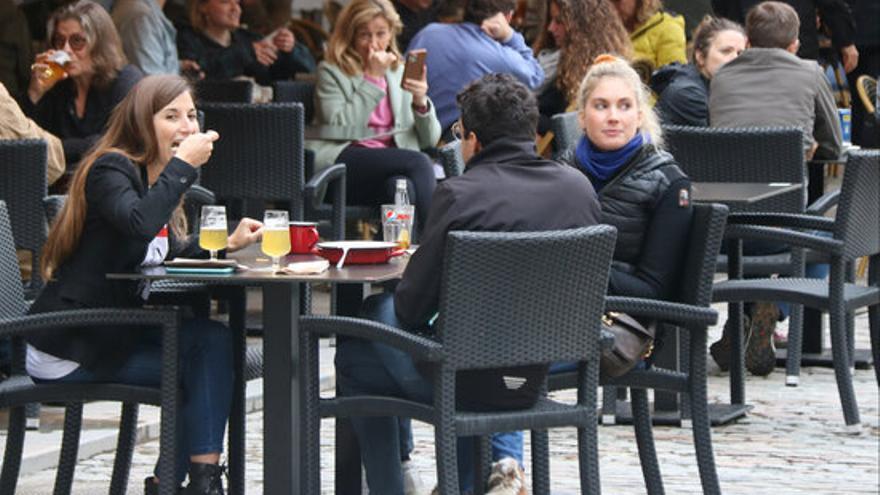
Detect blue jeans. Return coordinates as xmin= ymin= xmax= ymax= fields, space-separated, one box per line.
xmin=38 ymin=317 xmax=233 ymax=484
xmin=336 ymin=293 xmax=523 ymax=494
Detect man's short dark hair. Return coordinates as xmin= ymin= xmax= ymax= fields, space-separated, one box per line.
xmin=746 ymin=1 xmax=800 ymax=49
xmin=456 ymin=73 xmax=538 ymax=146
xmin=463 ymin=0 xmax=516 ymax=24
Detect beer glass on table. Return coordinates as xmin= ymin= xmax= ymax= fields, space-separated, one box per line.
xmin=199 ymin=205 xmax=228 ymax=260
xmin=262 ymin=210 xmax=291 ymax=271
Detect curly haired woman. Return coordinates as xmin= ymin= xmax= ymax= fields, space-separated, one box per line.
xmin=533 ymin=0 xmax=632 ymax=125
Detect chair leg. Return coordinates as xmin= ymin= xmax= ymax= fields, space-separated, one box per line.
xmin=600 ymin=385 xmax=616 ymax=424
xmin=472 ymin=436 xmax=490 ymax=495
xmin=109 ymin=403 xmax=138 ymax=495
xmin=688 ymin=331 xmax=721 ymax=495
xmin=530 ymin=430 xmax=550 ymax=495
xmin=829 ymin=263 xmax=860 ymax=426
xmin=631 ymin=388 xmax=664 ymax=495
xmin=728 ymin=302 xmax=746 ymax=405
xmin=0 ymin=406 xmax=27 ymax=495
xmin=227 ymin=288 xmax=247 ymax=495
xmin=434 ymin=420 xmax=459 ymax=495
xmin=53 ymin=403 xmax=83 ymax=495
xmin=577 ymin=422 xmax=600 ymax=495
xmin=784 ymin=305 xmax=804 ymax=386
xmin=870 ymin=303 xmax=879 ymax=386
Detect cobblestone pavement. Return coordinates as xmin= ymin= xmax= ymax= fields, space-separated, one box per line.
xmin=12 ymin=307 xmax=879 ymax=494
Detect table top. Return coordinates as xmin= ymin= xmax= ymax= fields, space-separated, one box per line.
xmin=304 ymin=125 xmax=412 ymax=141
xmin=108 ymin=248 xmax=409 ymax=284
xmin=691 ymin=182 xmax=803 ymax=206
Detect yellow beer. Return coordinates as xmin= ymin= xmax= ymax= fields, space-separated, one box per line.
xmin=199 ymin=228 xmax=227 ymax=251
xmin=397 ymin=228 xmax=410 ymax=250
xmin=262 ymin=229 xmax=291 ymax=258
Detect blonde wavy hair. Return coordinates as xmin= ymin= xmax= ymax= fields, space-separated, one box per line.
xmin=325 ymin=0 xmax=403 ymax=77
xmin=575 ymin=54 xmax=663 ymax=148
xmin=41 ymin=75 xmax=191 ymax=280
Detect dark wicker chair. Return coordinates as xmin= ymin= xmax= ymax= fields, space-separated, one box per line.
xmin=300 ymin=226 xmax=618 ymax=494
xmin=713 ymin=149 xmax=880 ymax=427
xmin=0 ymin=200 xmax=182 ymax=495
xmin=39 ymin=192 xmax=261 ymax=495
xmin=272 ymin=80 xmax=315 ymax=124
xmin=550 ymin=111 xmax=580 ymax=160
xmin=663 ymin=125 xmax=823 ymax=388
xmin=195 ymin=79 xmax=254 ymax=103
xmin=547 ymin=203 xmax=726 ymax=495
xmin=0 ymin=139 xmax=49 ymax=296
xmin=437 ymin=140 xmax=465 ymax=178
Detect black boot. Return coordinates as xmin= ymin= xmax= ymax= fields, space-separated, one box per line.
xmin=144 ymin=476 xmax=183 ymax=495
xmin=183 ymin=463 xmax=225 ymax=495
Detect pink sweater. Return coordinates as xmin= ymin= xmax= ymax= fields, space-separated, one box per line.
xmin=356 ymin=74 xmax=395 ymax=148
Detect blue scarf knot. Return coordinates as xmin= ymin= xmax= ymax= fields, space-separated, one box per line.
xmin=575 ymin=133 xmax=645 ymax=191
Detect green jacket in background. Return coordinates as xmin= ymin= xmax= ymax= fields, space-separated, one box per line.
xmin=307 ymin=61 xmax=442 ymax=175
xmin=630 ymin=11 xmax=687 ymax=72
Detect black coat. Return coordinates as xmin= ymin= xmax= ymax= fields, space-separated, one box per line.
xmin=27 ymin=152 xmax=201 ymax=372
xmin=653 ymin=63 xmax=710 ymax=127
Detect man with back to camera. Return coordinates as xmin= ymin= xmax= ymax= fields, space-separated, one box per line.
xmin=406 ymin=0 xmax=544 ymax=137
xmin=709 ymin=0 xmax=842 ymax=160
xmin=334 ymin=73 xmax=602 ymax=494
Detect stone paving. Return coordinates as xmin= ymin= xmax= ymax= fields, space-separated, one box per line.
xmin=8 ymin=301 xmax=878 ymax=494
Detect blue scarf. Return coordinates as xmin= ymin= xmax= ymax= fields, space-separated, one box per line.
xmin=575 ymin=133 xmax=645 ymax=191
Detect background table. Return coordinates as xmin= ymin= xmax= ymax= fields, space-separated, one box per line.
xmin=111 ymin=249 xmax=408 ymax=494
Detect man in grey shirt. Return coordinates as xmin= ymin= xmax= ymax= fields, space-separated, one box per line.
xmin=112 ymin=0 xmax=179 ymax=75
xmin=709 ymin=0 xmax=842 ymax=159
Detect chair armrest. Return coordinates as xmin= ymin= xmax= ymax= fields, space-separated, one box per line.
xmin=185 ymin=185 xmax=216 ymax=207
xmin=300 ymin=315 xmax=444 ymax=362
xmin=724 ymin=224 xmax=844 ymax=255
xmin=727 ymin=212 xmax=835 ymax=231
xmin=304 ymin=163 xmax=346 ymax=210
xmin=0 ymin=308 xmax=179 ymax=339
xmin=805 ymin=189 xmax=840 ymax=216
xmin=604 ymin=296 xmax=718 ymax=328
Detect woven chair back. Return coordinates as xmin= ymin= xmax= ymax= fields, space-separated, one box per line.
xmin=435 ymin=225 xmax=617 ymax=370
xmin=834 ymin=150 xmax=880 ymax=259
xmin=0 ymin=201 xmax=27 ymax=319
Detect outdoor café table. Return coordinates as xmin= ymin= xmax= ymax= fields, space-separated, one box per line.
xmin=691 ymin=181 xmax=803 ymax=208
xmin=109 ymin=247 xmax=408 ymax=494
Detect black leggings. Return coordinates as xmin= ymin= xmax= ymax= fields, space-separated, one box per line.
xmin=335 ymin=145 xmax=436 ymax=230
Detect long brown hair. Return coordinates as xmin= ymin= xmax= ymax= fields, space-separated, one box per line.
xmin=534 ymin=0 xmax=632 ymax=105
xmin=325 ymin=0 xmax=402 ymax=77
xmin=42 ymin=75 xmax=192 ymax=280
xmin=48 ymin=0 xmax=127 ymax=89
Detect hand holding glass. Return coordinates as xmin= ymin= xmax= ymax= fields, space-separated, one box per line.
xmin=199 ymin=205 xmax=228 ymax=260
xmin=262 ymin=210 xmax=291 ymax=271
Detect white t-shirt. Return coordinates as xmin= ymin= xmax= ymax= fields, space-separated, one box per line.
xmin=26 ymin=224 xmax=170 ymax=379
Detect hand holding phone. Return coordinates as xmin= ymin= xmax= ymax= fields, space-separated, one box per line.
xmin=401 ymin=49 xmax=427 ymax=88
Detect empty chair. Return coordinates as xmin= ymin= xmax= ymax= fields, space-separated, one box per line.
xmin=195 ymin=79 xmax=254 ymax=103
xmin=0 ymin=139 xmax=48 ymax=295
xmin=273 ymin=80 xmax=316 ymax=124
xmin=713 ymin=149 xmax=880 ymax=426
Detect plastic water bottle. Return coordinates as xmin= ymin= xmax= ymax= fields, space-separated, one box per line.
xmin=394 ymin=179 xmax=410 ymax=206
xmin=393 ymin=179 xmax=412 ymax=249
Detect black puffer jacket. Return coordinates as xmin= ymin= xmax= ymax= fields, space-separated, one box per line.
xmin=560 ymin=143 xmax=693 ymax=299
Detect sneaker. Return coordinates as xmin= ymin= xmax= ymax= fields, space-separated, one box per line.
xmin=486 ymin=457 xmax=527 ymax=495
xmin=745 ymin=302 xmax=779 ymax=376
xmin=402 ymin=460 xmax=427 ymax=495
xmin=709 ymin=314 xmax=750 ymax=372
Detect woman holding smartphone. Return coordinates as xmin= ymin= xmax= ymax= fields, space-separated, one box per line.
xmin=307 ymin=0 xmax=441 ymax=232
xmin=29 ymin=74 xmax=262 ymax=495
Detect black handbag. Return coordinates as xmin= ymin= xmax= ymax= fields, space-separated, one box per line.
xmin=600 ymin=312 xmax=656 ymax=378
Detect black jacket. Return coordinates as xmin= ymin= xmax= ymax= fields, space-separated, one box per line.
xmin=394 ymin=137 xmax=601 ymax=410
xmin=652 ymin=63 xmax=710 ymax=127
xmin=561 ymin=144 xmax=692 ymax=299
xmin=19 ymin=65 xmax=143 ymax=167
xmin=176 ymin=26 xmax=314 ymax=85
xmin=27 ymin=152 xmax=201 ymax=372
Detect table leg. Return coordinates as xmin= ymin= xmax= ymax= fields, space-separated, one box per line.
xmin=335 ymin=283 xmax=371 ymax=495
xmin=263 ymin=282 xmax=301 ymax=494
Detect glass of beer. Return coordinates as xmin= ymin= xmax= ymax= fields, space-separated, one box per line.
xmin=199 ymin=205 xmax=228 ymax=260
xmin=38 ymin=51 xmax=71 ymax=86
xmin=262 ymin=210 xmax=291 ymax=271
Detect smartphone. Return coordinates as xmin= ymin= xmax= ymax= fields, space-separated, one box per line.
xmin=401 ymin=49 xmax=427 ymax=87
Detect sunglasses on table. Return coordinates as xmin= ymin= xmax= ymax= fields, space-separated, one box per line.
xmin=51 ymin=32 xmax=88 ymax=51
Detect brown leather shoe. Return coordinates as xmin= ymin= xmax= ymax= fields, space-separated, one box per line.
xmin=745 ymin=302 xmax=779 ymax=376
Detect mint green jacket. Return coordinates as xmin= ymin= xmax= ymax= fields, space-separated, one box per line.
xmin=306 ymin=61 xmax=442 ymax=174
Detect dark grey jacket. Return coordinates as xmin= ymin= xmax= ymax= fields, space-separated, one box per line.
xmin=560 ymin=144 xmax=693 ymax=299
